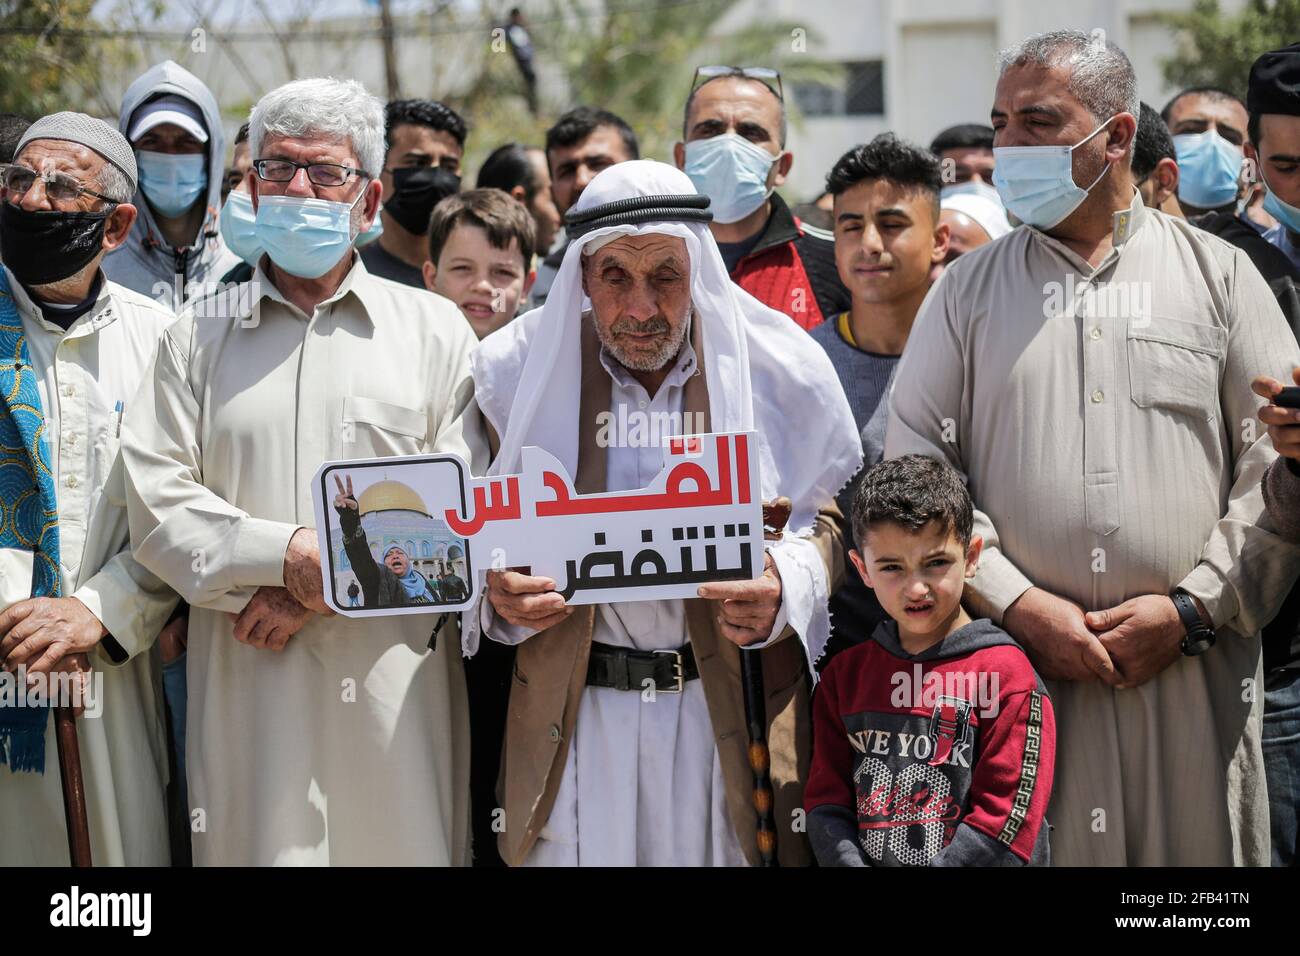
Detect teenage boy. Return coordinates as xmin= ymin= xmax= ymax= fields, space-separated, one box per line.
xmin=810 ymin=135 xmax=949 ymax=664
xmin=805 ymin=455 xmax=1056 ymax=866
xmin=423 ymin=188 xmax=536 ymax=339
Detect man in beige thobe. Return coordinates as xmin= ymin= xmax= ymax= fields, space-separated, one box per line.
xmin=885 ymin=32 xmax=1300 ymax=865
xmin=122 ymin=78 xmax=482 ymax=865
xmin=0 ymin=114 xmax=178 ymax=865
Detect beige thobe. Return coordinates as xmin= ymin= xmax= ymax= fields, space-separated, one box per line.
xmin=121 ymin=256 xmax=482 ymax=865
xmin=885 ymin=192 xmax=1300 ymax=865
xmin=0 ymin=268 xmax=178 ymax=866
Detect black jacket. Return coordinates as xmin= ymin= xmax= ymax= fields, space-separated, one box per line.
xmin=338 ymin=506 xmax=438 ymax=608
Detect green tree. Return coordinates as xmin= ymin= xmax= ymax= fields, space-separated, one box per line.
xmin=1159 ymin=0 xmax=1300 ymax=99
xmin=0 ymin=0 xmax=108 ymax=118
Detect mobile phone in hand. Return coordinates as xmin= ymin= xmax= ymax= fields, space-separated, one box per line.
xmin=1275 ymin=387 xmax=1300 ymax=409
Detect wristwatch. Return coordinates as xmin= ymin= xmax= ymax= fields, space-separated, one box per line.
xmin=1170 ymin=589 xmax=1216 ymax=656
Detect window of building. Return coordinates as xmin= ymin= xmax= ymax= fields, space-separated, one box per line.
xmin=790 ymin=61 xmax=884 ymax=117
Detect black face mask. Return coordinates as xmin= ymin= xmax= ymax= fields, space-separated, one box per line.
xmin=384 ymin=166 xmax=461 ymax=235
xmin=0 ymin=201 xmax=110 ymax=286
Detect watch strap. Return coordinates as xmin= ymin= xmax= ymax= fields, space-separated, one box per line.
xmin=1171 ymin=589 xmax=1215 ymax=655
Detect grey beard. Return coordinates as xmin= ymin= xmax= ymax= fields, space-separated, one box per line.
xmin=596 ymin=307 xmax=691 ymax=373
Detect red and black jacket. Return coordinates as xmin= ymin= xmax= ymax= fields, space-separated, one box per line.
xmin=730 ymin=192 xmax=850 ymax=331
xmin=805 ymin=618 xmax=1055 ymax=866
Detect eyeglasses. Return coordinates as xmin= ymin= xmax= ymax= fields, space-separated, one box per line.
xmin=1 ymin=163 xmax=120 ymax=206
xmin=253 ymin=158 xmax=369 ymax=188
xmin=690 ymin=65 xmax=783 ymax=102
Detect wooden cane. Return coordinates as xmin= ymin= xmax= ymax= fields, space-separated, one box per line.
xmin=742 ymin=496 xmax=793 ymax=868
xmin=54 ymin=705 xmax=92 ymax=867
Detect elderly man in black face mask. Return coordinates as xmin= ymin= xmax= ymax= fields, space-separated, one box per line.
xmin=0 ymin=112 xmax=179 ymax=865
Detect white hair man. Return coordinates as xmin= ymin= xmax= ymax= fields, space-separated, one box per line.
xmin=0 ymin=112 xmax=179 ymax=864
xmin=885 ymin=29 xmax=1300 ymax=865
xmin=468 ymin=160 xmax=861 ymax=865
xmin=122 ymin=77 xmax=485 ymax=865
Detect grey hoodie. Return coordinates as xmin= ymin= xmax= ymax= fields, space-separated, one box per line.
xmin=103 ymin=60 xmax=238 ymax=306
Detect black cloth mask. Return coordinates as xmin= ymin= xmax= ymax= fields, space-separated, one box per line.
xmin=384 ymin=166 xmax=461 ymax=235
xmin=0 ymin=202 xmax=110 ymax=286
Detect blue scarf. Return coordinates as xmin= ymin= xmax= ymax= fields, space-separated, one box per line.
xmin=385 ymin=548 xmax=429 ymax=601
xmin=0 ymin=269 xmax=62 ymax=774
xmin=397 ymin=566 xmax=430 ymax=601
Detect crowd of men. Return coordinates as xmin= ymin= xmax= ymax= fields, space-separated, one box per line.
xmin=1 ymin=27 xmax=1300 ymax=868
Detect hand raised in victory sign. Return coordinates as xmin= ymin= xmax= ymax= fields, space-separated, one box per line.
xmin=333 ymin=473 xmax=359 ymax=514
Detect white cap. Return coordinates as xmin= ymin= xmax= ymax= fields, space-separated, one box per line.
xmin=128 ymin=94 xmax=208 ymax=144
xmin=941 ymin=191 xmax=1012 ymax=241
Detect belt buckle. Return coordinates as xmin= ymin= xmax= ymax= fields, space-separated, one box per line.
xmin=652 ymin=649 xmax=685 ymax=693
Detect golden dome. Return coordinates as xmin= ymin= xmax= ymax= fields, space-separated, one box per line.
xmin=357 ymin=480 xmax=429 ymax=517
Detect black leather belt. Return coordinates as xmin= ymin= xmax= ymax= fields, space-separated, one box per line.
xmin=586 ymin=641 xmax=699 ymax=693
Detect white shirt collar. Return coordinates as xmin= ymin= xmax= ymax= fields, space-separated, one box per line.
xmin=251 ymin=251 xmax=383 ymax=324
xmin=596 ymin=329 xmax=698 ymax=398
xmin=2 ymin=265 xmax=117 ymax=338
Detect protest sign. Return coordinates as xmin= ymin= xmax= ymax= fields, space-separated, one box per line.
xmin=311 ymin=431 xmax=763 ymax=616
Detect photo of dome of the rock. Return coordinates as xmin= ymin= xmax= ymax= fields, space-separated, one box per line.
xmin=327 ymin=470 xmax=470 ymax=610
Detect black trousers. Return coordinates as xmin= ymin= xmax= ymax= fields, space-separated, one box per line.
xmin=463 ymin=638 xmax=515 ymax=867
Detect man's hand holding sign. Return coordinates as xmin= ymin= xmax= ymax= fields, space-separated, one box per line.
xmin=486 ymin=570 xmax=574 ymax=632
xmin=695 ymin=553 xmax=782 ymax=647
xmin=697 ymin=497 xmax=790 ymax=646
xmin=227 ymin=482 xmax=341 ymax=652
xmin=312 ymin=433 xmax=769 ymax=616
xmin=487 ymin=530 xmax=784 ymax=645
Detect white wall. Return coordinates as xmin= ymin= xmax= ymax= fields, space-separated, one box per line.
xmin=726 ymin=0 xmax=1205 ymax=199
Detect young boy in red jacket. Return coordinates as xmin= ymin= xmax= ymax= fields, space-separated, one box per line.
xmin=805 ymin=454 xmax=1055 ymax=866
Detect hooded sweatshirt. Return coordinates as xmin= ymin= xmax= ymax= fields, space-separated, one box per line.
xmin=104 ymin=60 xmax=238 ymax=305
xmin=805 ymin=617 xmax=1055 ymax=866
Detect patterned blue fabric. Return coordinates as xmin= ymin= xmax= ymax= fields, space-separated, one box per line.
xmin=0 ymin=269 xmax=62 ymax=774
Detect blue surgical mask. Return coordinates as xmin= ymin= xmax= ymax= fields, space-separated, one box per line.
xmin=1172 ymin=130 xmax=1242 ymax=210
xmin=137 ymin=150 xmax=208 ymax=219
xmin=254 ymin=188 xmax=365 ymax=278
xmin=218 ymin=190 xmax=262 ymax=265
xmin=683 ymin=132 xmax=778 ymax=224
xmin=355 ymin=202 xmax=385 ymax=248
xmin=992 ymin=117 xmax=1116 ymax=229
xmin=1261 ymin=168 xmax=1300 ymax=235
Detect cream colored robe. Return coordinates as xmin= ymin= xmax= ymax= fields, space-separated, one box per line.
xmin=122 ymin=257 xmax=482 ymax=865
xmin=0 ymin=268 xmax=178 ymax=866
xmin=885 ymin=194 xmax=1300 ymax=865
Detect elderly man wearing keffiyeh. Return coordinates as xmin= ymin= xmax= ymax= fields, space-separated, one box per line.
xmin=463 ymin=160 xmax=861 ymax=866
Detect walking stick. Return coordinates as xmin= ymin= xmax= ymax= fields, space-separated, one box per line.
xmin=54 ymin=697 xmax=92 ymax=866
xmin=742 ymin=496 xmax=792 ymax=868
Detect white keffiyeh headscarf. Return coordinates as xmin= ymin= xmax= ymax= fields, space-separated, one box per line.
xmin=472 ymin=160 xmax=860 ymax=534
xmin=468 ymin=161 xmax=862 ymax=662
